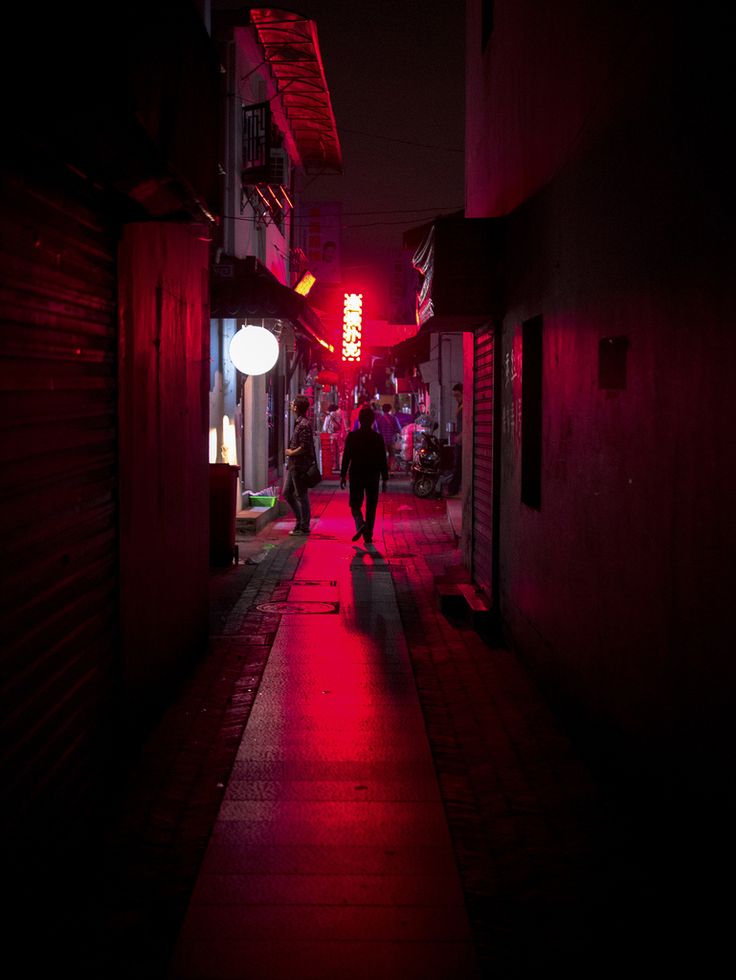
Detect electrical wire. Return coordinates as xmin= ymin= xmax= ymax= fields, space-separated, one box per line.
xmin=337 ymin=126 xmax=462 ymax=153
xmin=219 ymin=207 xmax=462 ymax=229
xmin=321 ymin=206 xmax=462 ymax=216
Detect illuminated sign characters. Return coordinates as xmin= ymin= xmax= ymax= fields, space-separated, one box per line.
xmin=342 ymin=292 xmax=363 ymax=362
xmin=229 ymin=324 xmax=279 ymax=375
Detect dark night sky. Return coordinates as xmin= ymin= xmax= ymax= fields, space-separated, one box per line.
xmin=296 ymin=1 xmax=465 ymax=308
xmin=215 ymin=1 xmax=466 ymax=320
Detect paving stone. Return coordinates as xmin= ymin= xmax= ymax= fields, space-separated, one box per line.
xmin=72 ymin=484 xmax=677 ymax=979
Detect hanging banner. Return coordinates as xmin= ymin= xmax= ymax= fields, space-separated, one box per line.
xmin=305 ymin=202 xmax=342 ymax=284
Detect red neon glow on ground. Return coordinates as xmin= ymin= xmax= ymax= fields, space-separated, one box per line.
xmin=164 ymin=487 xmax=482 ymax=975
xmin=251 ymin=493 xmax=436 ymax=837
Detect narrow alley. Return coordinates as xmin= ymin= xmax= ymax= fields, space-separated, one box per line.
xmin=3 ymin=4 xmax=733 ymax=979
xmin=29 ymin=478 xmax=720 ymax=980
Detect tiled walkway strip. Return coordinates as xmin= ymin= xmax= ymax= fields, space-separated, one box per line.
xmin=168 ymin=488 xmax=481 ymax=979
xmin=79 ymin=483 xmax=639 ymax=978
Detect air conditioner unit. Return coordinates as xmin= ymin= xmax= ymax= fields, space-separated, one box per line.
xmin=269 ymin=148 xmax=290 ymax=187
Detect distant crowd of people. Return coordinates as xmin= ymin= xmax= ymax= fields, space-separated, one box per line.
xmin=320 ymin=395 xmax=448 ymax=475
xmin=283 ymin=390 xmax=463 ymax=543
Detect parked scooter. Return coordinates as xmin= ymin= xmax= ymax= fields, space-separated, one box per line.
xmin=411 ymin=422 xmax=444 ymax=497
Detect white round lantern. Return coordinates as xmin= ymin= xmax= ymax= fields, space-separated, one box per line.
xmin=229 ymin=324 xmax=279 ymax=376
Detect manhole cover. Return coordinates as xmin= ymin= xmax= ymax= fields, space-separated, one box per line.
xmin=256 ymin=600 xmax=339 ymax=615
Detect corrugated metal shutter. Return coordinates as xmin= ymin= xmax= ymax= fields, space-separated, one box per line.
xmin=0 ymin=161 xmax=118 ymax=841
xmin=473 ymin=326 xmax=494 ymax=599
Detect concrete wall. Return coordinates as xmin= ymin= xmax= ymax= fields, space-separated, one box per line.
xmin=465 ymin=0 xmax=638 ymax=218
xmin=241 ymin=372 xmax=269 ymax=494
xmin=423 ymin=333 xmax=464 ymax=439
xmin=118 ymin=223 xmax=210 ymax=729
xmin=460 ymin=332 xmax=475 ymax=569
xmin=467 ymin=1 xmax=735 ymax=785
xmin=213 ymin=20 xmax=296 ymax=504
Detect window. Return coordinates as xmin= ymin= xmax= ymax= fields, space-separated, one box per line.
xmin=242 ymin=102 xmax=270 ymax=179
xmin=521 ymin=316 xmax=542 ymax=509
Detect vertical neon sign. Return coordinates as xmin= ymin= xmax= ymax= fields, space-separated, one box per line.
xmin=342 ymin=292 xmax=362 ymax=362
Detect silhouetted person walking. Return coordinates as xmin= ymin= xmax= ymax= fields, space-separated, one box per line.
xmin=340 ymin=406 xmax=388 ymax=545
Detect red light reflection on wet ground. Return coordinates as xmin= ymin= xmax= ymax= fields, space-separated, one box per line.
xmin=170 ymin=490 xmax=480 ymax=979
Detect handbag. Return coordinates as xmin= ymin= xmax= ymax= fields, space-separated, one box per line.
xmin=304 ymin=459 xmax=322 ymax=488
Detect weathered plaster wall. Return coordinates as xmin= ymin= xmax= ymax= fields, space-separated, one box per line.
xmin=467 ymin=0 xmax=735 ymax=783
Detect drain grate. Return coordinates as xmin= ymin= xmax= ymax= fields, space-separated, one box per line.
xmin=256 ymin=600 xmax=339 ymax=615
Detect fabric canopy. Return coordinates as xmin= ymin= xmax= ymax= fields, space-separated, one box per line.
xmin=211 ymin=255 xmax=334 ymax=352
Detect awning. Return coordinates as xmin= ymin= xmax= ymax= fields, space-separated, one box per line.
xmin=295 ymin=300 xmax=336 ymax=354
xmin=248 ymin=9 xmax=342 ymax=175
xmin=403 ymin=213 xmax=506 ymax=331
xmin=211 ymin=255 xmax=334 ymax=352
xmin=391 ymin=328 xmax=431 ymax=373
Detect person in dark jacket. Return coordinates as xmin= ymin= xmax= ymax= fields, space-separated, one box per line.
xmin=340 ymin=406 xmax=389 ymax=545
xmin=283 ymin=394 xmax=315 ymax=535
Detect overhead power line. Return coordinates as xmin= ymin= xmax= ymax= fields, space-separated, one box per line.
xmin=337 ymin=126 xmax=463 ymax=153
xmin=219 ymin=207 xmax=462 ymax=229
xmin=331 ymin=206 xmax=462 ymax=216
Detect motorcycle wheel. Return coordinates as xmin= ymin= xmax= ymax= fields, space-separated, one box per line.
xmin=413 ymin=475 xmax=435 ymax=498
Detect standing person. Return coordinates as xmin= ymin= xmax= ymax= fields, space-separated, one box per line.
xmin=414 ymin=401 xmax=432 ymax=427
xmin=412 ymin=401 xmax=432 ymax=451
xmin=376 ymin=403 xmax=402 ymax=472
xmin=322 ymin=401 xmax=347 ymax=472
xmin=283 ymin=394 xmax=315 ymax=535
xmin=340 ymin=406 xmax=388 ymax=546
xmin=445 ymin=383 xmax=463 ymax=496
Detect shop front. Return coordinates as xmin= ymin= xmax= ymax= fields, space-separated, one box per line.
xmin=210 ymin=254 xmax=332 ymax=507
xmin=402 ymin=214 xmax=505 ymax=602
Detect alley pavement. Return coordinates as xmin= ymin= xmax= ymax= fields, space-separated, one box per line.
xmin=26 ymin=478 xmax=730 ymax=978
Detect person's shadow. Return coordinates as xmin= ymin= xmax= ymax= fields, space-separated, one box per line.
xmin=351 ymin=540 xmax=381 ymax=557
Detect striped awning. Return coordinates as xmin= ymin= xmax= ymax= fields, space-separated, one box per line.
xmin=249 ymin=8 xmax=343 ymax=175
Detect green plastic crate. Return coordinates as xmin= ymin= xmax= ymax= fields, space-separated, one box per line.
xmin=249 ymin=495 xmax=276 ymax=508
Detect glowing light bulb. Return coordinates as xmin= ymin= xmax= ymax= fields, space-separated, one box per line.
xmin=229 ymin=324 xmax=279 ymax=375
